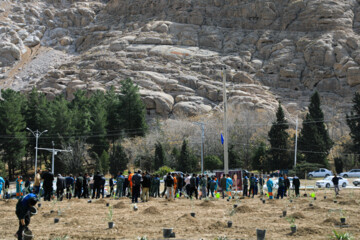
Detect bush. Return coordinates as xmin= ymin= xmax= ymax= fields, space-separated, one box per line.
xmin=204 ymin=155 xmax=222 ymax=171
xmin=154 ymin=166 xmax=174 ymax=178
xmin=288 ymin=162 xmax=323 ymax=178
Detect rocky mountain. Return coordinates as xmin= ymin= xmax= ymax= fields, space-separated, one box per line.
xmin=1 ymin=0 xmax=360 ymax=122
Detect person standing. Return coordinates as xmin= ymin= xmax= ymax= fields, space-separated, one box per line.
xmin=128 ymin=171 xmax=134 ymax=198
xmin=116 ymin=172 xmax=125 ymax=198
xmin=153 ymin=174 xmax=161 ymax=198
xmin=83 ymin=173 xmax=89 ymax=198
xmin=209 ymin=176 xmax=217 ymax=197
xmin=332 ymin=174 xmax=340 ymax=195
xmin=173 ymin=173 xmax=178 ymax=197
xmin=254 ymin=175 xmax=259 ymax=195
xmin=165 ymin=172 xmax=174 ymax=199
xmin=184 ymin=174 xmax=191 ymax=197
xmin=33 ymin=170 xmax=41 ymax=195
xmin=65 ymin=174 xmax=74 ymax=200
xmin=131 ymin=170 xmax=142 ymax=203
xmin=56 ymin=174 xmax=66 ymax=201
xmin=277 ymin=174 xmax=285 ymax=199
xmin=284 ymin=174 xmax=290 ymax=197
xmin=109 ymin=175 xmax=114 ymax=197
xmin=226 ymin=174 xmax=233 ymax=199
xmin=220 ymin=174 xmax=227 ymax=199
xmin=142 ymin=171 xmax=151 ymax=202
xmin=189 ymin=174 xmax=198 ymax=199
xmin=200 ymin=175 xmax=207 ymax=200
xmin=177 ymin=174 xmax=184 ymax=197
xmin=24 ymin=177 xmax=32 ymax=195
xmin=93 ymin=171 xmax=101 ymax=199
xmin=76 ymin=174 xmax=83 ymax=199
xmin=266 ymin=176 xmax=274 ymax=199
xmin=5 ymin=178 xmax=10 ymax=199
xmin=16 ymin=176 xmax=23 ymax=199
xmin=15 ymin=193 xmax=38 ymax=240
xmin=42 ymin=169 xmax=54 ymax=201
xmin=259 ymin=174 xmax=264 ymax=196
xmin=293 ymin=175 xmax=300 ymax=197
xmin=100 ymin=175 xmax=106 ymax=198
xmin=243 ymin=174 xmax=249 ymax=197
xmin=124 ymin=175 xmax=129 ymax=197
xmin=0 ymin=176 xmax=4 ymax=198
xmin=249 ymin=173 xmax=256 ymax=198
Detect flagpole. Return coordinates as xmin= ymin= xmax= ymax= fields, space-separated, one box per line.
xmin=222 ymin=67 xmax=229 ymax=174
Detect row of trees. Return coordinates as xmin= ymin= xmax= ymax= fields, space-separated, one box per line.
xmin=0 ymin=79 xmax=147 ymax=179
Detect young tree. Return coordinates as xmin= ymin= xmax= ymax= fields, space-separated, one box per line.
xmin=268 ymin=103 xmax=291 ymax=170
xmin=346 ymin=92 xmax=360 ymax=163
xmin=0 ymin=89 xmax=27 ymax=179
xmin=118 ymin=78 xmax=147 ymax=137
xmin=154 ymin=141 xmax=166 ymax=170
xmin=109 ymin=143 xmax=129 ymax=176
xmin=298 ymin=92 xmax=333 ymax=166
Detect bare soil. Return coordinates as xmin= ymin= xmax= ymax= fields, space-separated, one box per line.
xmin=1 ymin=189 xmax=360 ymax=239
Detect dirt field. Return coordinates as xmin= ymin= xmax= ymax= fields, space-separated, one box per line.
xmin=1 ymin=188 xmax=360 ymax=240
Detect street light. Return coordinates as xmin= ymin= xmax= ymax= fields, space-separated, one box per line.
xmin=26 ymin=128 xmax=48 ymax=178
xmin=194 ymin=122 xmax=205 ymax=174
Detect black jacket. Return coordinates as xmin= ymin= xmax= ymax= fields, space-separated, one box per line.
xmin=293 ymin=177 xmax=300 ymax=187
xmin=100 ymin=176 xmax=106 ymax=187
xmin=132 ymin=173 xmax=142 ymax=187
xmin=76 ymin=176 xmax=83 ymax=188
xmin=177 ymin=175 xmax=184 ymax=188
xmin=56 ymin=176 xmax=66 ymax=190
xmin=190 ymin=177 xmax=196 ymax=188
xmin=94 ymin=174 xmax=102 ymax=186
xmin=142 ymin=174 xmax=151 ymax=188
xmin=165 ymin=176 xmax=174 ymax=187
xmin=285 ymin=178 xmax=291 ymax=189
xmin=42 ymin=171 xmax=54 ymax=188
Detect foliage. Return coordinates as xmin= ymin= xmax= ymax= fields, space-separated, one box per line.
xmin=106 ymin=206 xmax=113 ymax=222
xmin=154 ymin=166 xmax=174 ymax=178
xmin=100 ymin=150 xmax=110 ymax=174
xmin=204 ymin=155 xmax=222 ymax=171
xmin=334 ymin=157 xmax=343 ymax=174
xmin=288 ymin=161 xmax=323 ymax=178
xmin=178 ymin=140 xmax=198 ymax=173
xmin=251 ymin=141 xmax=268 ymax=172
xmin=229 ymin=144 xmax=242 ymax=169
xmin=109 ymin=143 xmax=129 ymax=176
xmin=286 ymin=217 xmax=296 ymax=227
xmin=154 ymin=141 xmax=166 ymax=170
xmin=346 ymin=92 xmax=360 ymax=163
xmin=331 ymin=230 xmax=353 ymax=240
xmin=298 ymin=92 xmax=333 ymax=166
xmin=268 ymin=103 xmax=291 ymax=170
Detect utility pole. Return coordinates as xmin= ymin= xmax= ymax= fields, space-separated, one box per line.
xmin=294 ymin=116 xmax=298 ymax=168
xmin=194 ymin=122 xmax=205 ymax=174
xmin=222 ymin=67 xmax=229 ymax=174
xmin=26 ymin=128 xmax=48 ymax=178
xmin=37 ymin=144 xmax=72 ymax=174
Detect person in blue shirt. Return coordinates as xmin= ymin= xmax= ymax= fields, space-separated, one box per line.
xmin=0 ymin=176 xmax=4 ymax=198
xmin=15 ymin=193 xmax=38 ymax=240
xmin=249 ymin=173 xmax=256 ymax=198
xmin=277 ymin=174 xmax=285 ymax=199
xmin=266 ymin=176 xmax=274 ymax=199
xmin=243 ymin=174 xmax=249 ymax=197
xmin=226 ymin=174 xmax=233 ymax=200
xmin=65 ymin=174 xmax=74 ymax=200
xmin=116 ymin=172 xmax=125 ymax=198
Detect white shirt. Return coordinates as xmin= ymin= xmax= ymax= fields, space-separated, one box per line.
xmin=185 ymin=176 xmax=191 ymax=186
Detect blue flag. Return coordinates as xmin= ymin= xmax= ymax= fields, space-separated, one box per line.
xmin=221 ymin=133 xmax=224 ymax=145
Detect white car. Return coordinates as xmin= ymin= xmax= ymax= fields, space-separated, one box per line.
xmin=308 ymin=168 xmax=332 ymax=178
xmin=316 ymin=176 xmax=349 ymax=188
xmin=353 ymin=178 xmax=360 ymax=186
xmin=339 ymin=169 xmax=360 ymax=178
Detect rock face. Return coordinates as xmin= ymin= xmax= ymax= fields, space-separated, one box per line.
xmin=1 ymin=0 xmax=360 ymax=118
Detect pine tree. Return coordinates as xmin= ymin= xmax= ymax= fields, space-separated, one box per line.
xmin=251 ymin=141 xmax=268 ymax=172
xmin=229 ymin=144 xmax=241 ymax=169
xmin=0 ymin=89 xmax=27 ymax=179
xmin=118 ymin=78 xmax=147 ymax=137
xmin=178 ymin=140 xmax=198 ymax=173
xmin=346 ymin=92 xmax=360 ymax=162
xmin=268 ymin=103 xmax=291 ymax=170
xmin=298 ymin=92 xmax=333 ymax=166
xmin=109 ymin=143 xmax=129 ymax=176
xmin=100 ymin=150 xmax=110 ymax=174
xmin=154 ymin=141 xmax=165 ymax=170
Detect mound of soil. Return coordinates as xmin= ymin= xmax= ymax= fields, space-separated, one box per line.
xmin=177 ymin=214 xmax=198 ymax=223
xmin=208 ymin=221 xmax=227 ymax=230
xmin=42 ymin=211 xmax=58 ymax=218
xmin=296 ymin=227 xmax=324 ymax=236
xmin=113 ymin=202 xmax=126 ymax=209
xmin=235 ymin=205 xmax=252 ymax=213
xmin=65 ymin=219 xmax=81 ymax=225
xmin=339 ymin=200 xmax=357 ymax=205
xmin=198 ymin=200 xmax=215 ymax=207
xmin=290 ymin=212 xmax=305 ymax=219
xmin=323 ymin=217 xmax=341 ymax=226
xmin=143 ymin=206 xmax=160 ymax=214
xmin=303 ymin=205 xmax=322 ymax=211
xmin=95 ymin=199 xmax=108 ymax=204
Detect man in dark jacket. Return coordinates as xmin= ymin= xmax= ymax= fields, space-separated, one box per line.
xmin=141 ymin=172 xmax=151 ymax=202
xmin=56 ymin=174 xmax=66 ymax=201
xmin=93 ymin=171 xmax=102 ymax=199
xmin=65 ymin=174 xmax=74 ymax=199
xmin=249 ymin=173 xmax=256 ymax=198
xmin=243 ymin=174 xmax=249 ymax=197
xmin=82 ymin=173 xmax=89 ymax=198
xmin=220 ymin=175 xmax=227 ymax=199
xmin=332 ymin=174 xmax=340 ymax=195
xmin=42 ymin=169 xmax=54 ymax=201
xmin=15 ymin=193 xmax=38 ymax=240
xmin=190 ymin=174 xmax=198 ymax=199
xmin=177 ymin=174 xmax=184 ymax=197
xmin=100 ymin=175 xmax=106 ymax=198
xmin=132 ymin=170 xmax=142 ymax=203
xmin=76 ymin=174 xmax=83 ymax=199
xmin=293 ymin=175 xmax=300 ymax=197
xmin=284 ymin=174 xmax=291 ymax=197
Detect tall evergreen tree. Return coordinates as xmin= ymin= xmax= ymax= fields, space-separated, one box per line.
xmin=0 ymin=89 xmax=27 ymax=179
xmin=154 ymin=141 xmax=165 ymax=170
xmin=298 ymin=92 xmax=333 ymax=166
xmin=109 ymin=143 xmax=129 ymax=176
xmin=177 ymin=140 xmax=198 ymax=173
xmin=118 ymin=78 xmax=147 ymax=137
xmin=346 ymin=92 xmax=360 ymax=162
xmin=100 ymin=150 xmax=110 ymax=174
xmin=229 ymin=144 xmax=242 ymax=169
xmin=268 ymin=103 xmax=291 ymax=170
xmin=251 ymin=141 xmax=268 ymax=172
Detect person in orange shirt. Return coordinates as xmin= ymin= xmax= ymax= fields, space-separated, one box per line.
xmin=173 ymin=173 xmax=177 ymax=197
xmin=16 ymin=176 xmax=23 ymax=199
xmin=128 ymin=171 xmax=134 ymax=197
